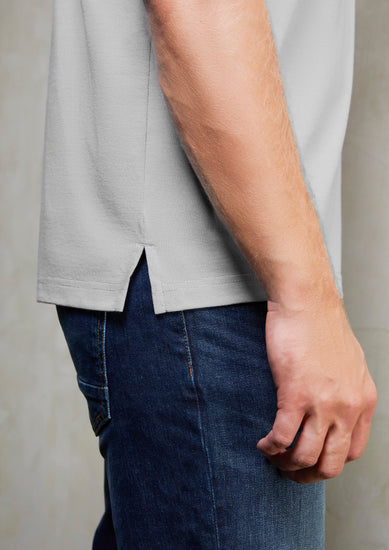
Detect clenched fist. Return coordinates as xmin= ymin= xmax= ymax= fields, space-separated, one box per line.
xmin=256 ymin=297 xmax=377 ymax=484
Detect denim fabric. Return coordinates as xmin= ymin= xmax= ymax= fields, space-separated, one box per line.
xmin=56 ymin=250 xmax=325 ymax=550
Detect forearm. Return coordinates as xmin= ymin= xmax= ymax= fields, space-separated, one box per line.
xmin=144 ymin=0 xmax=341 ymax=309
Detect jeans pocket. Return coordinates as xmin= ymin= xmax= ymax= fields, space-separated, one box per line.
xmin=56 ymin=305 xmax=112 ymax=436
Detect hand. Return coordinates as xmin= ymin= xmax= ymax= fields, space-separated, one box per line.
xmin=256 ymin=297 xmax=377 ymax=484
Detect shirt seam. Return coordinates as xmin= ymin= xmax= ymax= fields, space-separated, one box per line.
xmin=37 ymin=271 xmax=258 ymax=291
xmin=37 ymin=280 xmax=124 ymax=292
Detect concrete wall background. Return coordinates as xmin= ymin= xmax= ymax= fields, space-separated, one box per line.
xmin=1 ymin=1 xmax=387 ymax=548
xmin=326 ymin=2 xmax=389 ymax=549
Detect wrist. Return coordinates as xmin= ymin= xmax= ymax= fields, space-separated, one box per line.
xmin=265 ymin=263 xmax=343 ymax=314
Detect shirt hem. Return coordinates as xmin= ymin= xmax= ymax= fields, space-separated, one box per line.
xmin=36 ymin=272 xmax=269 ymax=314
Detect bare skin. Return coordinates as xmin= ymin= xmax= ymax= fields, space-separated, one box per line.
xmin=143 ymin=0 xmax=377 ymax=484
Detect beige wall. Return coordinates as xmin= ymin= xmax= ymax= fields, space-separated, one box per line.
xmin=326 ymin=2 xmax=389 ymax=549
xmin=1 ymin=1 xmax=387 ymax=548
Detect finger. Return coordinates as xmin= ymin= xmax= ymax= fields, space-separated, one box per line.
xmin=279 ymin=423 xmax=351 ymax=484
xmin=267 ymin=413 xmax=328 ymax=471
xmin=256 ymin=407 xmax=305 ymax=456
xmin=345 ymin=408 xmax=374 ymax=463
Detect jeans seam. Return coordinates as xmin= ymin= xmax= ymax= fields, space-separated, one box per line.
xmin=101 ymin=312 xmax=111 ymax=419
xmin=179 ymin=311 xmax=193 ymax=378
xmin=92 ymin=312 xmax=111 ymax=433
xmin=180 ymin=310 xmax=221 ymax=550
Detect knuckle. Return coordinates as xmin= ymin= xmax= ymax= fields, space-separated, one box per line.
xmin=336 ymin=396 xmax=363 ymax=424
xmin=272 ymin=432 xmax=293 ymax=449
xmin=348 ymin=397 xmax=363 ymax=412
xmin=315 ymin=393 xmax=336 ymax=413
xmin=317 ymin=464 xmax=343 ymax=479
xmin=347 ymin=448 xmax=364 ymax=462
xmin=316 ymin=393 xmax=333 ymax=410
xmin=292 ymin=454 xmax=317 ymax=469
xmin=342 ymin=394 xmax=363 ymax=415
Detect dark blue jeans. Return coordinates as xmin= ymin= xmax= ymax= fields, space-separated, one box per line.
xmin=56 ymin=250 xmax=325 ymax=549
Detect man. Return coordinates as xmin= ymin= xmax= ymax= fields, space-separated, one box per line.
xmin=37 ymin=1 xmax=377 ymax=548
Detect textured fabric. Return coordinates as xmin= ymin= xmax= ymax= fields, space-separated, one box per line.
xmin=37 ymin=0 xmax=355 ymax=314
xmin=56 ymin=250 xmax=326 ymax=549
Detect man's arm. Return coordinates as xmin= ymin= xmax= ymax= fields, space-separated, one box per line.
xmin=144 ymin=0 xmax=377 ymax=484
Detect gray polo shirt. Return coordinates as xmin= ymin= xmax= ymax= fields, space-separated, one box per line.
xmin=36 ymin=0 xmax=355 ymax=314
